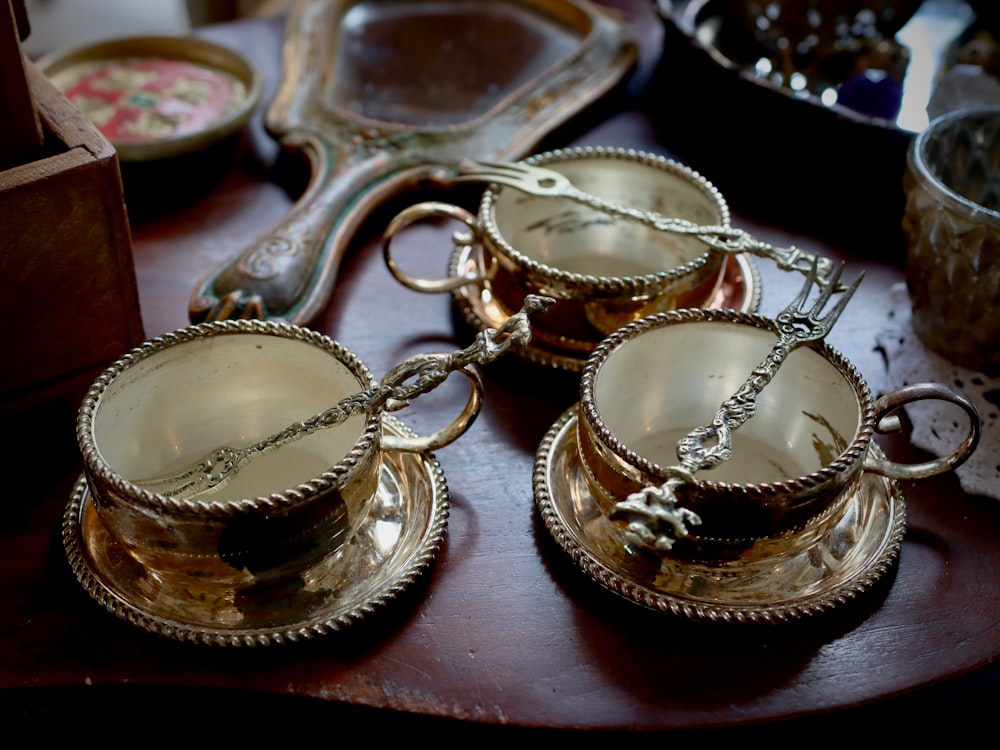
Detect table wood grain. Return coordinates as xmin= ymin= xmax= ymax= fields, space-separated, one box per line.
xmin=3 ymin=4 xmax=998 ymax=735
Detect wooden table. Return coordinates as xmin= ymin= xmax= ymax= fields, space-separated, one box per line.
xmin=3 ymin=4 xmax=998 ymax=736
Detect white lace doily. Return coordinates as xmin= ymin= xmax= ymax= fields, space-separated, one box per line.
xmin=875 ymin=283 xmax=998 ymax=501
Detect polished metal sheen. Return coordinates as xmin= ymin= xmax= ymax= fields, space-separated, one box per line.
xmin=136 ymin=295 xmax=552 ymax=499
xmin=611 ymin=260 xmax=863 ymax=552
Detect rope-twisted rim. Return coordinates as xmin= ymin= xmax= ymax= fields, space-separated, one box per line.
xmin=533 ymin=407 xmax=905 ymax=625
xmin=479 ymin=145 xmax=730 ymax=297
xmin=76 ymin=319 xmax=382 ymax=520
xmin=63 ymin=418 xmax=451 ymax=646
xmin=579 ymin=308 xmax=876 ymax=503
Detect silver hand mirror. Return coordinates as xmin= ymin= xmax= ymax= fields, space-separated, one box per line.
xmin=188 ymin=0 xmax=637 ymax=325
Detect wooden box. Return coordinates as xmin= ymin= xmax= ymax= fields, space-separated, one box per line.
xmin=0 ymin=59 xmax=144 ymax=415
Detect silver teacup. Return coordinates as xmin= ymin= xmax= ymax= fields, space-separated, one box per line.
xmin=576 ymin=309 xmax=981 ymax=556
xmin=384 ymin=146 xmax=731 ymax=352
xmin=76 ymin=320 xmax=484 ymax=591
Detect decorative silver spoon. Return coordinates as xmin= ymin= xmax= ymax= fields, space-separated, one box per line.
xmin=451 ymin=158 xmax=839 ymax=287
xmin=610 ymin=260 xmax=863 ymax=552
xmin=134 ymin=295 xmax=553 ymax=499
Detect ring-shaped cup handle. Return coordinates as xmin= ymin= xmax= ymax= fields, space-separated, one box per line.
xmin=383 ymin=201 xmax=497 ymax=293
xmin=381 ymin=363 xmax=484 ymax=454
xmin=864 ymin=382 xmax=981 ymax=481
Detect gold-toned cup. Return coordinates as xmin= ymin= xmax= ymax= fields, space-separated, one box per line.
xmin=77 ymin=320 xmax=482 ymax=591
xmin=384 ymin=146 xmax=730 ymax=351
xmin=903 ymin=106 xmax=1000 ymax=375
xmin=577 ymin=309 xmax=980 ymax=556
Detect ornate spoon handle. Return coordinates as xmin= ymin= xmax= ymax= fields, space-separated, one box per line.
xmin=674 ymin=330 xmax=799 ymax=474
xmin=560 ymin=184 xmax=831 ymax=283
xmin=452 ymin=159 xmax=836 ymax=285
xmin=136 ymin=295 xmax=553 ymax=499
xmin=610 ymin=261 xmax=863 ymax=552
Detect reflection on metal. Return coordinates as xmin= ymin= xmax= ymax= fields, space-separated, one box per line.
xmin=64 ymin=417 xmax=452 ymax=646
xmin=610 ymin=262 xmax=862 ymax=553
xmin=189 ymin=0 xmax=637 ymax=325
xmin=447 ymin=246 xmax=760 ymax=371
xmin=534 ymin=407 xmax=908 ymax=625
xmin=137 ymin=295 xmax=550 ymax=499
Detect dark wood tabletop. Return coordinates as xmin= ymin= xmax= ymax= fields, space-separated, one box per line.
xmin=3 ymin=2 xmax=998 ymax=737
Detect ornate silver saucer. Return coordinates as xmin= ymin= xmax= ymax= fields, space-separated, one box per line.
xmin=533 ymin=407 xmax=907 ymax=624
xmin=449 ymin=246 xmax=761 ymax=371
xmin=63 ymin=415 xmax=449 ymax=646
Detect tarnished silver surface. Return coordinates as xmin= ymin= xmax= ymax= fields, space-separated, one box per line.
xmin=534 ymin=406 xmax=907 ymax=625
xmin=188 ymin=0 xmax=637 ymax=325
xmin=611 ymin=262 xmax=862 ymax=552
xmin=64 ymin=415 xmax=449 ymax=647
